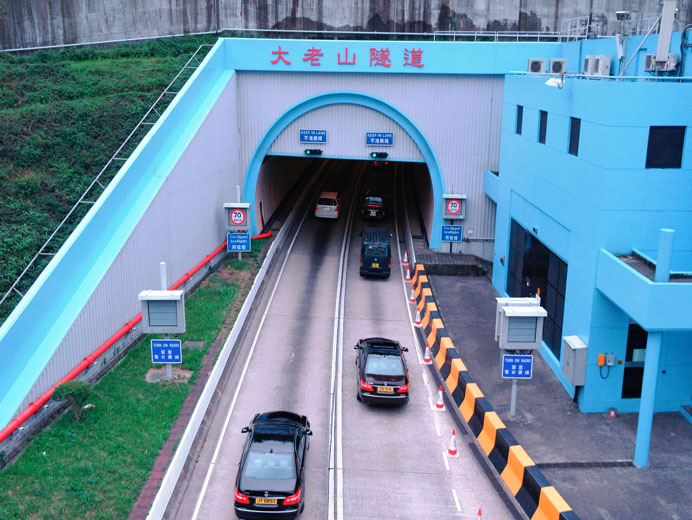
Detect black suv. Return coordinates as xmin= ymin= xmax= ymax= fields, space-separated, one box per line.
xmin=355 ymin=337 xmax=409 ymax=405
xmin=234 ymin=411 xmax=312 ymax=519
xmin=359 ymin=227 xmax=391 ymax=278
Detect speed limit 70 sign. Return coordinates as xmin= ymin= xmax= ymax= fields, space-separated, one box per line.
xmin=443 ymin=195 xmax=465 ymax=219
xmin=446 ymin=199 xmax=461 ymax=215
xmin=229 ymin=208 xmax=246 ymax=226
xmin=223 ymin=202 xmax=251 ymax=231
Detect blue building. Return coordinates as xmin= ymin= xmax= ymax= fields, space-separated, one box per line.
xmin=485 ymin=28 xmax=692 ymax=464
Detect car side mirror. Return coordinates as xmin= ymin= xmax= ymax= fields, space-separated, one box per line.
xmin=354 ymin=344 xmax=362 ymax=349
xmin=241 ymin=426 xmax=249 ymax=433
xmin=402 ymin=347 xmax=409 ymax=352
xmin=305 ymin=429 xmax=313 ymax=436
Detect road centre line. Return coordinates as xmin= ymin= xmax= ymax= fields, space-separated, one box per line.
xmin=328 ymin=166 xmax=363 ymax=520
xmin=190 ymin=191 xmax=312 ymax=520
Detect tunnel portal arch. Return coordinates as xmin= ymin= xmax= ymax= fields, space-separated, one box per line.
xmin=242 ymin=91 xmax=444 ymax=249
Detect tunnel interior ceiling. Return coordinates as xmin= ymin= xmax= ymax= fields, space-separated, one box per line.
xmin=268 ymin=104 xmax=423 ymax=161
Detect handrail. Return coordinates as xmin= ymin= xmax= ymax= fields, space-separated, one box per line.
xmin=0 ymin=231 xmax=271 ymax=445
xmin=0 ymin=44 xmax=214 ymax=319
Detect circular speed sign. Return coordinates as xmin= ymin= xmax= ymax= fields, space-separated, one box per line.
xmin=446 ymin=199 xmax=461 ymax=216
xmin=229 ymin=208 xmax=246 ymax=226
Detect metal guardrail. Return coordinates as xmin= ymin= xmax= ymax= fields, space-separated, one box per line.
xmin=0 ymin=44 xmax=214 ymax=318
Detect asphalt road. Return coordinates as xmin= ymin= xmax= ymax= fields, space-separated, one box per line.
xmin=166 ymin=161 xmax=516 ymax=520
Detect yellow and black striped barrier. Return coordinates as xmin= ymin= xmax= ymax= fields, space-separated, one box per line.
xmin=411 ymin=264 xmax=578 ymax=520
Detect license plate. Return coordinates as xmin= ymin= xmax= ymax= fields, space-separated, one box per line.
xmin=255 ymin=498 xmax=277 ymax=505
xmin=372 ymin=262 xmax=379 ymax=268
xmin=370 ymin=210 xmax=377 ymax=216
xmin=377 ymin=386 xmax=394 ymax=392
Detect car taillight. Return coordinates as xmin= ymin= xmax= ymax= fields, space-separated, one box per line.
xmin=360 ymin=257 xmax=363 ymax=267
xmin=398 ymin=383 xmax=409 ymax=393
xmin=360 ymin=379 xmax=373 ymax=391
xmin=283 ymin=487 xmax=301 ymax=505
xmin=235 ymin=487 xmax=250 ymax=504
xmin=315 ymin=206 xmax=319 ymax=212
xmin=388 ymin=258 xmax=391 ymax=268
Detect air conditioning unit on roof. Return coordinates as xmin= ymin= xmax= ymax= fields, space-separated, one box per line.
xmin=527 ymin=58 xmax=546 ymax=74
xmin=585 ymin=54 xmax=611 ymax=76
xmin=549 ymin=58 xmax=567 ymax=75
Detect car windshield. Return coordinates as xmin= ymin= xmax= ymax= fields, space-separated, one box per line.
xmin=365 ymin=354 xmax=404 ymax=376
xmin=365 ymin=244 xmax=388 ymax=256
xmin=318 ymin=198 xmax=336 ymax=206
xmin=364 ymin=197 xmax=383 ymax=206
xmin=240 ymin=440 xmax=296 ymax=492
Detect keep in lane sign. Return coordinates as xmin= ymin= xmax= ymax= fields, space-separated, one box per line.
xmin=151 ymin=339 xmax=182 ymax=364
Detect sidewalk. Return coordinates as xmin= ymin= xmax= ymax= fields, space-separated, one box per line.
xmin=426 ymin=272 xmax=692 ymax=520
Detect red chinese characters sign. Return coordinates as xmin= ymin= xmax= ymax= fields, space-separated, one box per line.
xmin=269 ymin=45 xmax=424 ymax=69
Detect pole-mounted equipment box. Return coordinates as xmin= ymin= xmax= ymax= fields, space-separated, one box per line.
xmin=138 ymin=290 xmax=186 ymax=334
xmin=223 ymin=202 xmax=251 ymax=231
xmin=442 ymin=194 xmax=467 ymax=220
xmin=562 ymin=335 xmax=588 ymax=386
xmin=497 ymin=304 xmax=547 ymax=351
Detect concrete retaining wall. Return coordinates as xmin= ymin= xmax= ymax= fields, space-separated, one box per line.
xmin=2 ymin=0 xmax=687 ymax=50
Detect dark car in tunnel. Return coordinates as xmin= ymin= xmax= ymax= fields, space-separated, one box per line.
xmin=360 ymin=195 xmax=386 ymax=220
xmin=234 ymin=411 xmax=312 ymax=519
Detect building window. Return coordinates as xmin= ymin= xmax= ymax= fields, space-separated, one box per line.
xmin=516 ymin=105 xmax=523 ymax=135
xmin=568 ymin=117 xmax=581 ymax=156
xmin=538 ymin=110 xmax=547 ymax=144
xmin=646 ymin=126 xmax=685 ymax=168
xmin=507 ymin=220 xmax=567 ymax=360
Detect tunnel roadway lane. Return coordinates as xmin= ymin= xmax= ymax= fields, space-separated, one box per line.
xmin=167 ymin=162 xmax=515 ymax=520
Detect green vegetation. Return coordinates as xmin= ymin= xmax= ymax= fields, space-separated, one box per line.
xmin=51 ymin=381 xmax=92 ymax=422
xmin=0 ymin=240 xmax=267 ymax=520
xmin=0 ymin=35 xmax=218 ymax=324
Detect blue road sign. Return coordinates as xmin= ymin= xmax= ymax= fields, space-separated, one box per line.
xmin=441 ymin=225 xmax=463 ymax=242
xmin=502 ymin=355 xmax=533 ymax=379
xmin=299 ymin=129 xmax=327 ymax=143
xmin=151 ymin=339 xmax=182 ymax=364
xmin=227 ymin=231 xmax=251 ymax=252
xmin=366 ymin=132 xmax=394 ymax=146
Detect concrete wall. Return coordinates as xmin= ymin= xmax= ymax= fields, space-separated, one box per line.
xmin=3 ymin=0 xmax=688 ymax=50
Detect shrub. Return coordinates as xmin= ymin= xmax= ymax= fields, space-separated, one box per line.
xmin=52 ymin=380 xmax=92 ymax=422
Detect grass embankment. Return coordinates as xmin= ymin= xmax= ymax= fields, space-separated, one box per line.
xmin=0 ymin=239 xmax=267 ymax=520
xmin=0 ymin=35 xmax=218 ymax=324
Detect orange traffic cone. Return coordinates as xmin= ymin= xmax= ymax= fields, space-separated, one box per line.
xmin=447 ymin=429 xmax=458 ymax=457
xmin=414 ymin=309 xmax=422 ymax=327
xmin=435 ymin=385 xmax=445 ymax=410
xmin=405 ymin=266 xmax=411 ymax=282
xmin=423 ymin=344 xmax=433 ymax=364
xmin=409 ymin=288 xmax=416 ymax=303
xmin=477 ymin=508 xmax=483 ymax=519
xmin=402 ymin=250 xmax=409 ymax=266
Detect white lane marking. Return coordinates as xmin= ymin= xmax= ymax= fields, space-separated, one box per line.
xmin=190 ymin=199 xmax=311 ymax=520
xmin=442 ymin=451 xmax=450 ymax=471
xmin=452 ymin=489 xmax=461 ymax=512
xmin=434 ymin=417 xmax=441 ymax=438
xmin=422 ymin=371 xmax=428 ymax=386
xmin=328 ymin=166 xmax=362 ymax=520
xmin=392 ymin=170 xmax=424 ymax=365
xmin=428 ymin=396 xmax=434 ymax=410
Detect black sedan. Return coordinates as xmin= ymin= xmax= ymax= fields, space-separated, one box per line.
xmin=355 ymin=337 xmax=409 ymax=405
xmin=360 ymin=195 xmax=386 ymax=220
xmin=234 ymin=411 xmax=312 ymax=519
